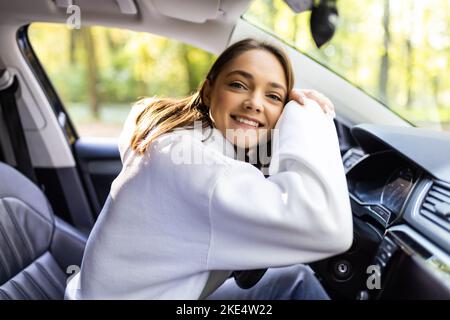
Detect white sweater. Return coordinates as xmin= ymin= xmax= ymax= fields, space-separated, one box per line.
xmin=65 ymin=99 xmax=353 ymax=299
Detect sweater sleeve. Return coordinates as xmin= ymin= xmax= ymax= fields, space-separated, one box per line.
xmin=206 ymin=99 xmax=353 ymax=270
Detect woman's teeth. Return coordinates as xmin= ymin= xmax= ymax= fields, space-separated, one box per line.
xmin=234 ymin=116 xmax=259 ymax=128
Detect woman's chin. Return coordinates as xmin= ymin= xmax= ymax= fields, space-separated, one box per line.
xmin=231 ymin=136 xmax=259 ymax=150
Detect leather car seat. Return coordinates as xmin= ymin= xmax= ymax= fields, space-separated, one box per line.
xmin=0 ymin=162 xmax=87 ymax=299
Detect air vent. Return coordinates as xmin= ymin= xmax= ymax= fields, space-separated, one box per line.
xmin=342 ymin=148 xmax=365 ymax=172
xmin=420 ymin=181 xmax=450 ymax=232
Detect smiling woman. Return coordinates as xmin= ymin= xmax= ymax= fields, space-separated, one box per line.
xmin=130 ymin=39 xmax=294 ymax=155
xmin=65 ymin=38 xmax=353 ymax=300
xmin=204 ymin=49 xmax=291 ymax=149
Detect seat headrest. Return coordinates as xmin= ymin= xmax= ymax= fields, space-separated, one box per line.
xmin=0 ymin=162 xmax=53 ymax=221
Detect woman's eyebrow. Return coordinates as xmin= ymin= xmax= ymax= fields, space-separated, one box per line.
xmin=226 ymin=69 xmax=253 ymax=80
xmin=226 ymin=69 xmax=287 ymax=94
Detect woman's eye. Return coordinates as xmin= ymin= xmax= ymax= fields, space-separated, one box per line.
xmin=230 ymin=82 xmax=246 ymax=89
xmin=268 ymin=94 xmax=282 ymax=102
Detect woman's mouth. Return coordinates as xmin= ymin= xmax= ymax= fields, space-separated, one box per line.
xmin=230 ymin=115 xmax=262 ymax=128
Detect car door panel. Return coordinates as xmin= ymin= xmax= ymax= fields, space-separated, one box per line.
xmin=74 ymin=138 xmax=122 ymax=217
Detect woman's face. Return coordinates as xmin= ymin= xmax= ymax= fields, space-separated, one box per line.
xmin=204 ymin=49 xmax=288 ymax=149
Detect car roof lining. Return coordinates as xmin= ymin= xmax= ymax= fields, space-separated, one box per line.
xmin=0 ymin=0 xmax=252 ymax=53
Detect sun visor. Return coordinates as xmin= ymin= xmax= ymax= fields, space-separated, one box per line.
xmin=151 ymin=0 xmax=222 ymax=23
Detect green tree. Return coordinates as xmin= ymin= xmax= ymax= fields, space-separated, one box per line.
xmin=81 ymin=28 xmax=100 ymax=119
xmin=378 ymin=0 xmax=390 ymax=105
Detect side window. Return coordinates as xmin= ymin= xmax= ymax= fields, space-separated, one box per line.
xmin=28 ymin=24 xmax=216 ymax=138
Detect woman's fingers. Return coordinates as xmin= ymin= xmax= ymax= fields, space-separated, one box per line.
xmin=290 ymin=89 xmax=336 ymax=118
xmin=289 ymin=89 xmax=305 ymax=105
xmin=302 ymin=89 xmax=335 ymax=115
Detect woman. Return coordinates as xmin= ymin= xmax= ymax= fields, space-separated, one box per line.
xmin=65 ymin=38 xmax=352 ymax=300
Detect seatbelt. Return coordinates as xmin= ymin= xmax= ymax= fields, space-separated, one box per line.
xmin=0 ymin=71 xmax=38 ymax=184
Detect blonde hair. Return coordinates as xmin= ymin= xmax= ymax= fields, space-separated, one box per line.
xmin=130 ymin=38 xmax=294 ymax=154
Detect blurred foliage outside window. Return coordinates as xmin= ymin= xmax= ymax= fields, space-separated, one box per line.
xmin=28 ymin=24 xmax=215 ymax=137
xmin=245 ymin=0 xmax=450 ymax=131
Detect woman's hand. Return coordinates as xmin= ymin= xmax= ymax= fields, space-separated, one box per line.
xmin=289 ymin=89 xmax=336 ymax=118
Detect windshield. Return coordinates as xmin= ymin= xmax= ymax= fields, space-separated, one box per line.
xmin=244 ymin=0 xmax=450 ymax=131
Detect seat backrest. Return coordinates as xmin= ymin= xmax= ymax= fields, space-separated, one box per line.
xmin=0 ymin=162 xmax=87 ymax=299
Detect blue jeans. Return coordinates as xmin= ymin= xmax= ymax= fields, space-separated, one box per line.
xmin=206 ymin=264 xmax=330 ymax=300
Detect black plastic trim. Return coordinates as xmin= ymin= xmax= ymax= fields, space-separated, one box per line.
xmin=16 ymin=25 xmax=78 ymax=145
xmin=35 ymin=167 xmax=94 ymax=233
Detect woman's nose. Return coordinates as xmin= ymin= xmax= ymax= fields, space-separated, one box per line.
xmin=244 ymin=95 xmax=264 ymax=113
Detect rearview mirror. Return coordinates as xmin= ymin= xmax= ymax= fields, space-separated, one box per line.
xmin=283 ymin=0 xmax=339 ymax=48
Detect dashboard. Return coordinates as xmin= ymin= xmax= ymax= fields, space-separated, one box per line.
xmin=311 ymin=123 xmax=450 ymax=300
xmin=346 ymin=150 xmax=420 ymax=228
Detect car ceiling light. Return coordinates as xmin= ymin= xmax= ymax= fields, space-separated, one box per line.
xmin=116 ymin=0 xmax=138 ymax=15
xmin=53 ymin=0 xmax=73 ymax=9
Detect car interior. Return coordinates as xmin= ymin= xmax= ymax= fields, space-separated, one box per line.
xmin=0 ymin=0 xmax=449 ymax=300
